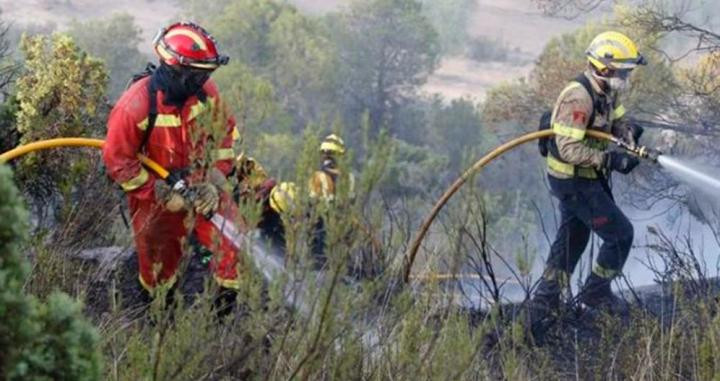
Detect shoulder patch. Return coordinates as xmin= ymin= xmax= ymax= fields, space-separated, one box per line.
xmin=572 ymin=111 xmax=587 ymax=125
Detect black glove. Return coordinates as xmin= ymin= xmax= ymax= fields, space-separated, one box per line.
xmin=165 ymin=168 xmax=190 ymax=187
xmin=604 ymin=151 xmax=640 ymax=174
xmin=628 ymin=123 xmax=644 ymax=143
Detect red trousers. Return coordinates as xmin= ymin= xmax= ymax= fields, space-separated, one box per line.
xmin=128 ymin=193 xmax=243 ymax=291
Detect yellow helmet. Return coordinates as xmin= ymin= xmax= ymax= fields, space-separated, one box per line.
xmin=319 ymin=134 xmax=345 ymax=155
xmin=269 ymin=181 xmax=297 ymax=214
xmin=586 ymin=31 xmax=646 ymax=71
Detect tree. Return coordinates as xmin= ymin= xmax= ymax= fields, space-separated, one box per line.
xmin=330 ymin=0 xmax=440 ymax=133
xmin=67 ymin=13 xmax=148 ymax=101
xmin=0 ymin=164 xmax=101 ymax=380
xmin=419 ymin=0 xmax=475 ymax=54
xmin=181 ymin=0 xmax=337 ymax=129
xmin=426 ymin=96 xmax=488 ymax=170
xmin=14 ymin=33 xmax=108 ymax=220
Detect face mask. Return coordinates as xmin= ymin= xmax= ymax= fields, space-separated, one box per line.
xmin=153 ymin=63 xmax=212 ymax=107
xmin=607 ymin=77 xmax=630 ymax=92
xmin=177 ymin=69 xmax=211 ymax=95
xmin=593 ymin=67 xmax=633 ymax=93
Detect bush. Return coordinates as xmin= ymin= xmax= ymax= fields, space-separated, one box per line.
xmin=0 ymin=164 xmax=102 ymax=380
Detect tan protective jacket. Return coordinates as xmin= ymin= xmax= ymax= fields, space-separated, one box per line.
xmin=309 ymin=169 xmax=355 ymax=202
xmin=547 ymin=71 xmax=634 ymax=179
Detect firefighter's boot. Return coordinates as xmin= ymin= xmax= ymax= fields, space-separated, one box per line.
xmin=578 ymin=272 xmax=629 ymax=316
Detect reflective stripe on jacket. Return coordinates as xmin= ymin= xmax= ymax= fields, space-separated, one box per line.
xmin=548 ymin=71 xmax=629 ymax=180
xmin=103 ymin=77 xmax=237 ymax=199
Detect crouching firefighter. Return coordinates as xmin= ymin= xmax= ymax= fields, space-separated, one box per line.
xmin=532 ymin=31 xmax=647 ymax=315
xmin=103 ymin=22 xmax=244 ymax=305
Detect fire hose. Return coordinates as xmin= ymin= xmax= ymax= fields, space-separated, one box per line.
xmin=402 ymin=129 xmax=661 ymax=283
xmin=0 ymin=134 xmax=662 ymax=285
xmin=0 ymin=138 xmax=253 ymax=261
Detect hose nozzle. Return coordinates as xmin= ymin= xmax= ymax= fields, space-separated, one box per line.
xmin=613 ymin=138 xmax=662 ymax=162
xmin=633 ymin=145 xmax=662 ymax=162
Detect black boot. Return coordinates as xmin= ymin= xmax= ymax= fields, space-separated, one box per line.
xmin=531 ymin=268 xmax=570 ymax=313
xmin=578 ymin=272 xmax=629 ymax=316
xmin=531 ymin=277 xmax=562 ymax=312
xmin=528 ymin=271 xmax=569 ymax=341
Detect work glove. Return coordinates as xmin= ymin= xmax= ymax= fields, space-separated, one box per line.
xmin=603 ymin=151 xmax=640 ymax=174
xmin=628 ymin=122 xmax=644 ymax=144
xmin=155 ymin=179 xmax=187 ymax=212
xmin=190 ymin=182 xmax=220 ymax=216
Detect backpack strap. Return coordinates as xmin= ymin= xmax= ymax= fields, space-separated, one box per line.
xmin=138 ymin=78 xmax=158 ymax=153
xmin=572 ymin=73 xmax=599 ymax=129
xmin=546 ymin=74 xmax=601 ymax=164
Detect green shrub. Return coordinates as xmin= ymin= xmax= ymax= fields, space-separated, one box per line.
xmin=0 ymin=164 xmax=101 ymax=380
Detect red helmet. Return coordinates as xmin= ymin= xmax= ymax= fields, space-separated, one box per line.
xmin=153 ymin=21 xmax=229 ymax=70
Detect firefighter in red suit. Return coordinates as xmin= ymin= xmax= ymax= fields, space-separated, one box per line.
xmin=103 ymin=22 xmax=243 ymax=296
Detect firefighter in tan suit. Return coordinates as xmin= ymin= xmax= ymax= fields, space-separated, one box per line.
xmin=308 ymin=134 xmax=355 ymax=267
xmin=532 ymin=31 xmax=647 ymax=315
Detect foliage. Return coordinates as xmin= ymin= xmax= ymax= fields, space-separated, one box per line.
xmin=16 ymin=33 xmax=107 ymax=142
xmin=181 ymin=0 xmax=337 ymax=128
xmin=13 ymin=33 xmax=108 ymax=221
xmin=330 ymin=0 xmax=441 ymax=132
xmin=67 ymin=13 xmax=148 ymax=101
xmin=466 ymin=36 xmax=509 ymax=62
xmin=482 ymin=20 xmax=672 ymax=126
xmin=426 ymin=96 xmax=488 ymax=170
xmin=419 ymin=0 xmax=475 ymax=54
xmin=0 ymin=165 xmax=101 ymax=380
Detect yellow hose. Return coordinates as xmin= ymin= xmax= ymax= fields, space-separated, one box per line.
xmin=1 ymin=134 xmax=621 ymax=285
xmin=409 ymin=272 xmax=520 ymax=284
xmin=0 ymin=137 xmax=170 ymax=179
xmin=403 ymin=129 xmax=616 ymax=283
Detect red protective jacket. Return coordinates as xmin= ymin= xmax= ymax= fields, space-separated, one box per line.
xmin=103 ymin=76 xmax=236 ymax=199
xmin=103 ymin=76 xmax=242 ymax=290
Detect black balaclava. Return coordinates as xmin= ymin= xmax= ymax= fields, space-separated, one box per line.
xmin=152 ymin=62 xmax=211 ymax=108
xmin=321 ymin=155 xmax=340 ymax=177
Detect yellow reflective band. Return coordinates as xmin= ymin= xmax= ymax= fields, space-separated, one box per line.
xmin=212 ymin=148 xmax=235 ymax=161
xmin=612 ymin=104 xmax=626 ymax=120
xmin=156 ymin=45 xmax=175 ymax=62
xmin=553 ymin=123 xmax=586 ymax=140
xmin=593 ymin=265 xmax=618 ymax=279
xmin=120 ymin=167 xmax=150 ymax=192
xmin=189 ymin=102 xmax=207 ymax=121
xmin=214 ymin=275 xmax=240 ymax=290
xmin=547 ymin=155 xmax=598 ymax=179
xmin=136 ymin=114 xmax=182 ymax=131
xmin=231 ymin=127 xmax=241 ymax=141
xmin=547 ymin=155 xmax=575 ymax=176
xmin=138 ymin=273 xmax=178 ymax=293
xmin=156 ymin=114 xmax=182 ymax=127
xmin=138 ymin=273 xmax=153 ymax=292
xmin=165 ymin=29 xmax=208 ymax=50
